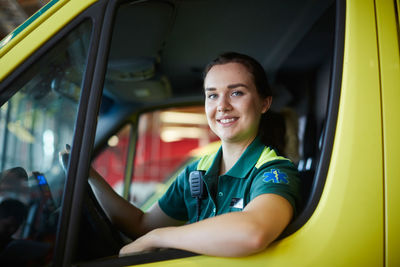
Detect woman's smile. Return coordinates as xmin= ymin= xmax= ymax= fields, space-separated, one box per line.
xmin=217 ymin=117 xmax=238 ymax=125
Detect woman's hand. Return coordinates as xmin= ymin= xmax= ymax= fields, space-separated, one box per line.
xmin=119 ymin=229 xmax=161 ymax=255
xmin=58 ymin=144 xmax=71 ymax=174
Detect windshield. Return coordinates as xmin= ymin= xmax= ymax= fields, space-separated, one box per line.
xmin=0 ymin=21 xmax=91 ymax=266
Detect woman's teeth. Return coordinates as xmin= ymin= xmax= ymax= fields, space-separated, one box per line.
xmin=220 ymin=118 xmax=236 ymax=123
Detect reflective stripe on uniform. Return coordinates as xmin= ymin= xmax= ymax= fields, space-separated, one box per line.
xmin=197 ymin=152 xmax=217 ymax=171
xmin=197 ymin=146 xmax=289 ymax=172
xmin=255 ymin=146 xmax=289 ymax=169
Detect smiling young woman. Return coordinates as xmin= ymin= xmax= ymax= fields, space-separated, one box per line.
xmin=115 ymin=53 xmax=300 ymax=256
xmin=204 ymin=62 xmax=272 ymax=173
xmin=84 ymin=52 xmax=301 ymax=257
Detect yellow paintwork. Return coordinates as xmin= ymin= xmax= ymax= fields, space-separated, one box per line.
xmin=140 ymin=0 xmax=386 ymax=265
xmin=0 ymin=0 xmax=97 ymax=81
xmin=375 ymin=0 xmax=400 ymax=266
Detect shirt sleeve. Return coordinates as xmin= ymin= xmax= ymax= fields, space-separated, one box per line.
xmin=158 ymin=161 xmax=197 ymax=221
xmin=249 ymin=159 xmax=301 ymax=215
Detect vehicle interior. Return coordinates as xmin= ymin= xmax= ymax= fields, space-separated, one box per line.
xmin=0 ymin=0 xmax=340 ymax=265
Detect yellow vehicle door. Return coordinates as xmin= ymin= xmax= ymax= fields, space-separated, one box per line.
xmin=375 ymin=0 xmax=400 ymax=266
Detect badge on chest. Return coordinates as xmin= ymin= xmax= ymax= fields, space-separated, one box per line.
xmin=230 ymin=197 xmax=244 ymax=209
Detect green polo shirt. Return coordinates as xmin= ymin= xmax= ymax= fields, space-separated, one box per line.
xmin=158 ymin=137 xmax=301 ymax=223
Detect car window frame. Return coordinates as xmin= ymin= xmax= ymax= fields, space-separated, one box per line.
xmin=281 ymin=0 xmax=345 ymax=237
xmin=0 ymin=0 xmax=112 ymax=266
xmin=81 ymin=0 xmax=346 ymax=265
xmin=53 ymin=1 xmax=114 ymax=266
xmin=0 ymin=0 xmax=346 ymax=265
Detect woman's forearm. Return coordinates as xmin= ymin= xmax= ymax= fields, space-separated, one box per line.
xmin=121 ymin=211 xmax=277 ymax=257
xmin=88 ymin=168 xmax=146 ymax=238
xmin=151 ymin=212 xmax=272 ymax=257
xmin=120 ymin=194 xmax=292 ymax=257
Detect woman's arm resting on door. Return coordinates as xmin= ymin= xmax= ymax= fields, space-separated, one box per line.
xmin=120 ymin=193 xmax=293 ymax=257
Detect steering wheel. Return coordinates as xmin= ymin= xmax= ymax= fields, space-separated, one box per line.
xmin=76 ymin=183 xmax=126 ymax=260
xmin=59 ymin=145 xmax=126 ymax=261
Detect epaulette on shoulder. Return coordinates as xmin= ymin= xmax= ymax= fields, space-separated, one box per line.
xmin=255 ymin=147 xmax=290 ymax=169
xmin=197 ymin=152 xmax=217 ymax=171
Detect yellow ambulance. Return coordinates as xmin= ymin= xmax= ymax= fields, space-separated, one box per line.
xmin=0 ymin=0 xmax=398 ymax=266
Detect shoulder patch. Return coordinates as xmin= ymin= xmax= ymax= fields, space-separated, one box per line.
xmin=262 ymin=169 xmax=289 ymax=184
xmin=255 ymin=147 xmax=289 ymax=169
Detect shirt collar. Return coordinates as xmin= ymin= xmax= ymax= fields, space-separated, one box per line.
xmin=206 ymin=136 xmax=265 ymax=179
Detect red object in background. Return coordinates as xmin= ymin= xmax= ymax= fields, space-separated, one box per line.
xmin=93 ymin=133 xmax=201 ymax=188
xmin=93 ymin=107 xmax=217 ymax=189
xmin=133 ymin=134 xmax=200 ymax=182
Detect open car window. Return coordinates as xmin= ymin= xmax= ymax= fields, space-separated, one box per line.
xmin=84 ymin=0 xmax=338 ymax=264
xmin=0 ymin=21 xmax=92 ymax=266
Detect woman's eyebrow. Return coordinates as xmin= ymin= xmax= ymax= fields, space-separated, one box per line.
xmin=227 ymin=83 xmax=248 ymax=89
xmin=205 ymin=83 xmax=248 ymax=91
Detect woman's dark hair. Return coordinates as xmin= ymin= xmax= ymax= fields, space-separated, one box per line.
xmin=203 ymin=52 xmax=273 ymax=98
xmin=203 ymin=52 xmax=284 ymax=152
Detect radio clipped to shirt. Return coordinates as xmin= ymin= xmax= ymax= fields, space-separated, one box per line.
xmin=189 ymin=170 xmax=206 ymax=222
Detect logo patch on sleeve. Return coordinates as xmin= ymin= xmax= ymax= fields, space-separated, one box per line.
xmin=263 ymin=169 xmax=289 ymax=184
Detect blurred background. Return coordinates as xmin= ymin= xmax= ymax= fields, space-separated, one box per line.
xmin=0 ymin=0 xmax=50 ymax=39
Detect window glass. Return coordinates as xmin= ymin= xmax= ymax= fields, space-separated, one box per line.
xmin=92 ymin=106 xmax=218 ymax=208
xmin=0 ymin=21 xmax=91 ymax=266
xmin=92 ymin=124 xmax=132 ymax=196
xmin=131 ymin=106 xmax=218 ymax=208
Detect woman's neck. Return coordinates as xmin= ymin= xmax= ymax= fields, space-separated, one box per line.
xmin=219 ymin=136 xmax=256 ymax=175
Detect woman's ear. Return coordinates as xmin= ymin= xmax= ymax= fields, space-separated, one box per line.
xmin=261 ymin=96 xmax=272 ymax=114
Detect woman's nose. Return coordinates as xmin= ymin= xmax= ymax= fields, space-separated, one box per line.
xmin=217 ymin=94 xmax=232 ymax=112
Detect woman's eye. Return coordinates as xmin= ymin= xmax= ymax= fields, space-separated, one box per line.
xmin=232 ymin=91 xmax=243 ymax=97
xmin=207 ymin=94 xmax=217 ymax=99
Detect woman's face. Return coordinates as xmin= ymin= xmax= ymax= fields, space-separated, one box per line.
xmin=204 ymin=62 xmax=271 ymax=144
